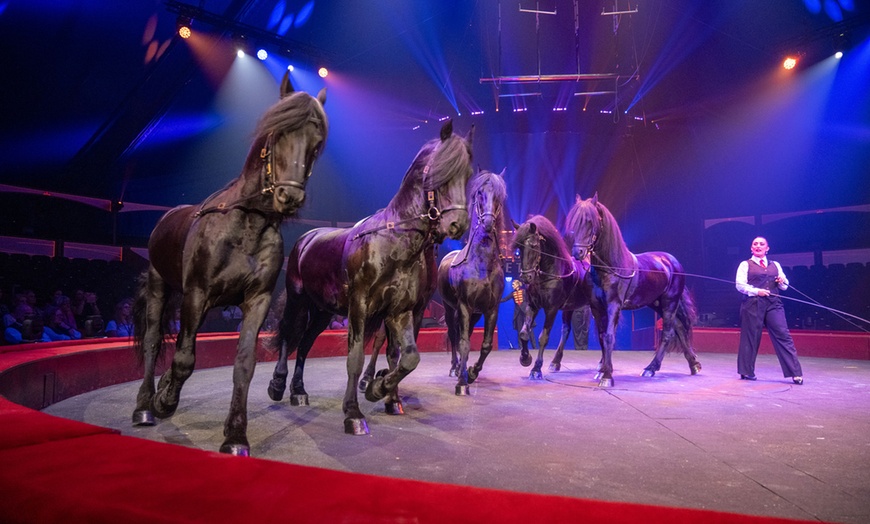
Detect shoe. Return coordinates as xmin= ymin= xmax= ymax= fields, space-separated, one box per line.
xmin=740 ymin=374 xmax=757 ymax=381
xmin=792 ymin=376 xmax=803 ymax=385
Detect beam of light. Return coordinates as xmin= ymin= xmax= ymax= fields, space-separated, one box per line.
xmin=627 ymin=4 xmax=711 ymax=111
xmin=386 ymin=9 xmax=459 ymax=114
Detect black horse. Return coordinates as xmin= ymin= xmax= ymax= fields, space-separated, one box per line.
xmin=436 ymin=169 xmax=508 ymax=394
xmin=564 ymin=194 xmax=701 ymax=386
xmin=131 ymin=75 xmax=328 ymax=456
xmin=267 ymin=120 xmax=474 ymax=435
xmin=512 ymin=215 xmax=591 ymax=380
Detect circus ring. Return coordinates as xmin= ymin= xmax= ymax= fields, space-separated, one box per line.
xmin=1 ymin=328 xmax=868 ymax=523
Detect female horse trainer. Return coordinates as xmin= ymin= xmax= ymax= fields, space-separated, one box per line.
xmin=735 ymin=236 xmax=803 ymax=385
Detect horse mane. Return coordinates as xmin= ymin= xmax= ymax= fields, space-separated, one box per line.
xmin=468 ymin=170 xmax=507 ymax=232
xmin=594 ymin=201 xmax=634 ymax=264
xmin=405 ymin=133 xmax=472 ymax=191
xmin=254 ymin=90 xmax=329 ymax=142
xmin=514 ymin=215 xmax=571 ymax=260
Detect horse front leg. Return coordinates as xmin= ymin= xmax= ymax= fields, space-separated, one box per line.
xmin=132 ymin=267 xmax=167 ymax=426
xmin=359 ymin=323 xmax=387 ymax=392
xmin=468 ymin=310 xmax=496 ymax=385
xmin=519 ymin=306 xmax=537 ymax=367
xmin=220 ymin=293 xmax=271 ymax=456
xmin=365 ymin=311 xmax=418 ymax=402
xmin=453 ymin=304 xmax=473 ymax=395
xmin=530 ymin=309 xmax=557 ymax=380
xmin=382 ymin=334 xmax=404 ymax=415
xmin=549 ymin=309 xmax=573 ymax=372
xmin=343 ymin=300 xmax=369 ymax=436
xmin=594 ymin=304 xmax=620 ymax=387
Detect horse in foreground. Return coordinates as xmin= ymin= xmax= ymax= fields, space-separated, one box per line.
xmin=513 ymin=215 xmax=591 ymax=379
xmin=437 ymin=169 xmax=507 ymax=394
xmin=131 ymin=75 xmax=328 ymax=456
xmin=565 ymin=194 xmax=701 ymax=386
xmin=267 ymin=120 xmax=474 ymax=435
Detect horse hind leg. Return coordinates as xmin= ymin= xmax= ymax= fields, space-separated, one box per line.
xmin=267 ymin=293 xmax=309 ymax=401
xmin=132 ymin=267 xmax=169 ymax=426
xmin=288 ymin=310 xmax=332 ymax=406
xmin=549 ymin=310 xmax=572 ymax=372
xmin=382 ymin=337 xmax=404 ymax=414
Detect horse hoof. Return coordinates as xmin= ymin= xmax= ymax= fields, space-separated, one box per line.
xmin=385 ymin=401 xmax=404 ymax=415
xmin=455 ymin=384 xmax=470 ymax=396
xmin=131 ymin=410 xmax=154 ymax=426
xmin=219 ymin=443 xmax=250 ymax=456
xmin=598 ymin=377 xmax=614 ymax=388
xmin=520 ymin=354 xmax=532 ymax=367
xmin=467 ymin=369 xmax=479 ymax=384
xmin=549 ymin=362 xmax=561 ymax=372
xmin=344 ymin=417 xmax=370 ymax=436
xmin=594 ymin=371 xmax=604 ymax=381
xmin=359 ymin=376 xmax=372 ymax=392
xmin=690 ymin=363 xmax=702 ymax=375
xmin=290 ymin=394 xmax=309 ymax=406
xmin=641 ymin=369 xmax=655 ymax=378
xmin=449 ymin=367 xmax=459 ymax=377
xmin=267 ymin=383 xmax=285 ymax=402
xmin=529 ymin=370 xmax=543 ymax=380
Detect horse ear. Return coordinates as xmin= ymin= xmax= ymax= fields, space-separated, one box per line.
xmin=575 ymin=194 xmax=582 ymax=203
xmin=511 ymin=219 xmax=520 ymax=230
xmin=440 ymin=119 xmax=454 ymax=141
xmin=280 ymin=71 xmax=295 ymax=99
xmin=591 ymin=192 xmax=598 ymax=205
xmin=530 ymin=223 xmax=537 ymax=234
xmin=498 ymin=168 xmax=506 ymax=178
xmin=466 ymin=124 xmax=475 ymax=146
xmin=317 ymin=88 xmax=327 ymax=107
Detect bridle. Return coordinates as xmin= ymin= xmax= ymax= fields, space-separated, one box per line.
xmin=449 ymin=185 xmax=501 ymax=267
xmin=572 ymin=213 xmax=636 ymax=280
xmin=196 ymin=115 xmax=323 ymax=217
xmin=519 ymin=230 xmax=576 ymax=282
xmin=352 ymin=140 xmax=468 ymax=240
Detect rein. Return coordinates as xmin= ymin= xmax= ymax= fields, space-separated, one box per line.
xmin=520 ymin=233 xmax=576 ymax=281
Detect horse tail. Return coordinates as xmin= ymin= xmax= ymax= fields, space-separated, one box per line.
xmin=667 ymin=287 xmax=697 ymax=354
xmin=132 ymin=270 xmax=170 ymax=367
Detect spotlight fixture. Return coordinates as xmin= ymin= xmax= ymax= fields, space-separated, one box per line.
xmin=287 ymin=64 xmax=294 ymax=71
xmin=176 ymin=15 xmax=192 ymax=39
xmin=834 ymin=51 xmax=843 ymax=59
xmin=237 ymin=49 xmax=245 ymax=58
xmin=318 ymin=67 xmax=329 ymax=78
xmin=783 ymin=56 xmax=798 ymax=70
xmin=256 ymin=49 xmax=268 ymax=60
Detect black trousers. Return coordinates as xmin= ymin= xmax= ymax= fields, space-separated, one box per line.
xmin=737 ymin=296 xmax=803 ymax=378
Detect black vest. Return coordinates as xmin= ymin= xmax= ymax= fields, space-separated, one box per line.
xmin=747 ymin=259 xmax=779 ymax=295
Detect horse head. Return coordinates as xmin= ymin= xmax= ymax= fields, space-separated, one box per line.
xmin=565 ymin=193 xmax=600 ymax=262
xmin=513 ymin=220 xmax=543 ymax=284
xmin=255 ymin=72 xmax=328 ymax=215
xmin=420 ymin=120 xmax=474 ymax=242
xmin=468 ymin=168 xmax=506 ymax=237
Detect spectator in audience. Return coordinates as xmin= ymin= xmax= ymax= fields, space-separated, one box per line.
xmin=735 ymin=236 xmax=803 ymax=385
xmin=329 ymin=315 xmax=348 ymax=330
xmin=105 ymin=298 xmax=135 ymax=338
xmin=72 ymin=289 xmax=101 ymax=328
xmin=22 ymin=289 xmax=43 ymax=320
xmin=57 ymin=296 xmax=78 ymax=330
xmin=4 ymin=304 xmax=50 ymax=344
xmin=43 ymin=306 xmax=81 ymax=341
